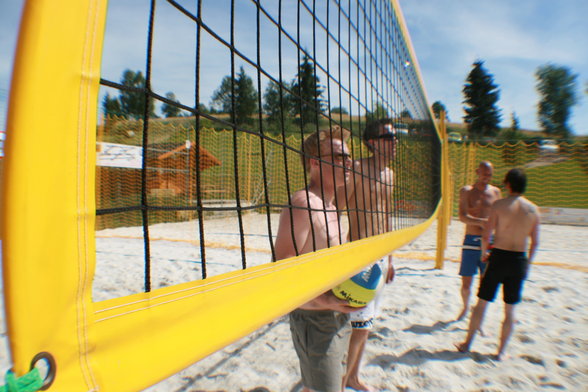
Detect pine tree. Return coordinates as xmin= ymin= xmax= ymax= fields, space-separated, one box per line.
xmin=119 ymin=69 xmax=156 ymax=119
xmin=500 ymin=112 xmax=522 ymax=142
xmin=501 ymin=112 xmax=524 ymax=165
xmin=432 ymin=101 xmax=448 ymax=120
xmin=211 ymin=66 xmax=258 ymax=126
xmin=263 ymin=80 xmax=294 ymax=126
xmin=211 ymin=77 xmax=232 ymax=114
xmin=463 ymin=61 xmax=501 ymax=140
xmin=102 ymin=93 xmax=122 ymax=118
xmin=234 ymin=67 xmax=258 ymax=125
xmin=535 ymin=64 xmax=578 ymax=138
xmin=400 ymin=109 xmax=413 ymax=120
xmin=510 ymin=112 xmax=520 ymax=131
xmin=161 ymin=92 xmax=182 ymax=118
xmin=366 ymin=102 xmax=389 ymax=122
xmin=291 ymin=55 xmax=325 ymax=127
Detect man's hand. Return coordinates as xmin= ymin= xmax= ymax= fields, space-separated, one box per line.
xmin=301 ymin=291 xmax=363 ymax=313
xmin=322 ymin=291 xmax=362 ymax=313
xmin=481 ymin=252 xmax=490 ymax=263
xmin=386 ymin=263 xmax=395 ymax=284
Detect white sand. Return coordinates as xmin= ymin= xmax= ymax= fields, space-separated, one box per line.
xmin=1 ymin=216 xmax=586 ymax=391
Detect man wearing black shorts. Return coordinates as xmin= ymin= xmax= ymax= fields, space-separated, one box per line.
xmin=456 ymin=168 xmax=540 ymax=360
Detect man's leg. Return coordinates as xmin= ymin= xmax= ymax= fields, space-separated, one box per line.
xmin=456 ymin=298 xmax=489 ymax=352
xmin=497 ymin=304 xmax=515 ymax=360
xmin=343 ymin=328 xmax=371 ymax=391
xmin=457 ymin=275 xmax=473 ymax=320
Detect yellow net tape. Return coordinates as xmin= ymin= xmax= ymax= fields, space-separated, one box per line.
xmin=2 ymin=1 xmax=443 ymax=391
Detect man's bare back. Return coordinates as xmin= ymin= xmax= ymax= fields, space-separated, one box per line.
xmin=489 ymin=196 xmax=539 ymax=253
xmin=457 ymin=168 xmax=540 ymax=360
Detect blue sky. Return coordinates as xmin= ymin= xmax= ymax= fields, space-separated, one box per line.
xmin=1 ymin=0 xmax=587 ymax=135
xmin=400 ymin=0 xmax=588 ymax=134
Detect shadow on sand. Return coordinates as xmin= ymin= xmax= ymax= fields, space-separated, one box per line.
xmin=402 ymin=320 xmax=464 ymax=334
xmin=370 ymin=347 xmax=494 ymax=367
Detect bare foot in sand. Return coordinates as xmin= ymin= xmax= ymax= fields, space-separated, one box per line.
xmin=495 ymin=352 xmax=510 ymax=361
xmin=456 ymin=308 xmax=468 ymax=321
xmin=346 ymin=378 xmax=374 ymax=392
xmin=455 ymin=342 xmax=470 ymax=353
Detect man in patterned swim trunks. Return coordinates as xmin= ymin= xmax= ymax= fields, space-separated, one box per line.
xmin=456 ymin=168 xmax=540 ymax=360
xmin=456 ymin=161 xmax=501 ymax=321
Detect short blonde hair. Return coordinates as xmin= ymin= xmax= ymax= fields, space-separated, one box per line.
xmin=302 ymin=126 xmax=350 ymax=172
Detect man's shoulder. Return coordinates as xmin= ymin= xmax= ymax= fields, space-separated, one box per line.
xmin=291 ymin=189 xmax=310 ymax=204
xmin=521 ymin=197 xmax=539 ymax=213
xmin=460 ymin=184 xmax=474 ymax=194
xmin=291 ymin=189 xmax=321 ymax=207
xmin=355 ymin=158 xmax=371 ymax=174
xmin=492 ymin=197 xmax=508 ymax=208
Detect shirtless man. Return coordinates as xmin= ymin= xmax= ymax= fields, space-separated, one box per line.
xmin=456 ymin=168 xmax=540 ymax=360
xmin=337 ymin=119 xmax=397 ymax=391
xmin=456 ymin=161 xmax=501 ymax=321
xmin=275 ymin=126 xmax=357 ymax=392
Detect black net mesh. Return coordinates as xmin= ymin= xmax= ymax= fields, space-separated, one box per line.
xmin=94 ymin=0 xmax=441 ymax=301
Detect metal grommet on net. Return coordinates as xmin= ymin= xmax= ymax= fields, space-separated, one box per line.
xmin=30 ymin=352 xmax=56 ymax=390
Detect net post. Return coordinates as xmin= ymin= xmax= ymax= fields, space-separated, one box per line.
xmin=435 ymin=110 xmax=450 ymax=269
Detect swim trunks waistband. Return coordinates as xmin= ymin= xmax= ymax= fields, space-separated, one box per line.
xmin=490 ymin=248 xmax=526 ymax=257
xmin=462 ymin=234 xmax=481 ymax=250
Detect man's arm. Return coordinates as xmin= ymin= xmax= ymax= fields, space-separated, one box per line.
xmin=275 ymin=193 xmax=313 ymax=261
xmin=385 ymin=254 xmax=395 ymax=283
xmin=527 ymin=213 xmax=540 ymax=262
xmin=275 ymin=193 xmax=359 ymax=312
xmin=481 ymin=206 xmax=497 ymax=261
xmin=298 ymin=290 xmax=359 ymax=313
xmin=458 ymin=186 xmax=487 ymax=227
xmin=494 ymin=186 xmax=502 ymax=200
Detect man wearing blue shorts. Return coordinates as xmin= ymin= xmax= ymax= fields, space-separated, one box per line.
xmin=457 ymin=161 xmax=501 ymax=321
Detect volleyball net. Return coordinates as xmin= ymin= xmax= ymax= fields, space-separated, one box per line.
xmin=2 ymin=0 xmax=442 ymax=390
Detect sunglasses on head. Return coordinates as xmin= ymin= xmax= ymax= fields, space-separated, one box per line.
xmin=320 ymin=153 xmax=352 ymax=162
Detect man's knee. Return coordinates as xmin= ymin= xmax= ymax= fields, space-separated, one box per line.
xmin=351 ymin=328 xmax=370 ymax=338
xmin=461 ymin=276 xmax=474 ymax=290
xmin=504 ymin=304 xmax=515 ymax=321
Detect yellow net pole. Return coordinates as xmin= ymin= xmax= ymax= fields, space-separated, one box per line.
xmin=2 ymin=0 xmax=107 ymax=389
xmin=435 ymin=111 xmax=450 ymax=269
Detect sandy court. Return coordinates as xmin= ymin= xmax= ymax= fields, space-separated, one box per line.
xmin=0 ymin=216 xmax=586 ymax=391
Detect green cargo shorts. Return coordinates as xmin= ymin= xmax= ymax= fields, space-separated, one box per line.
xmin=289 ymin=309 xmax=351 ymax=392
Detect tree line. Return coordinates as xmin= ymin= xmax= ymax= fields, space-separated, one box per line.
xmin=102 ymin=55 xmax=329 ymax=130
xmin=432 ymin=61 xmax=582 ymax=140
xmin=101 ymin=54 xmax=404 ymax=134
xmin=103 ymin=59 xmax=583 ymax=140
